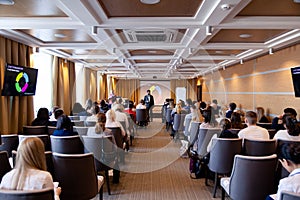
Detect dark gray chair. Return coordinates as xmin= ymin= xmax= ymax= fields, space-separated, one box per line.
xmin=82 ymin=135 xmax=118 ymax=195
xmin=47 ymin=126 xmax=56 ymax=135
xmin=0 ymin=151 xmax=12 ymax=183
xmin=281 ymin=191 xmax=300 ymax=200
xmin=50 ymin=135 xmax=84 ymax=154
xmin=188 ymin=122 xmax=200 ymax=144
xmin=85 ymin=120 xmax=96 ymax=127
xmin=257 ymin=123 xmax=272 ymax=129
xmin=197 ymin=128 xmax=221 ymax=157
xmin=208 ymin=138 xmax=243 ymax=197
xmin=23 ymin=126 xmax=48 ymax=135
xmin=52 ymin=152 xmax=104 ymax=200
xmin=0 ymin=134 xmax=19 ymax=157
xmin=172 ymin=114 xmax=186 ymax=139
xmin=183 ymin=116 xmax=192 ymax=137
xmin=243 ymin=138 xmax=276 ymax=156
xmin=136 ymin=109 xmax=148 ymax=126
xmin=73 ymin=126 xmax=89 ymax=136
xmin=0 ymin=188 xmax=54 ymax=200
xmin=165 ymin=109 xmax=172 ymax=131
xmin=221 ymin=154 xmax=277 ymax=200
xmin=107 ymin=127 xmax=125 ymax=163
xmin=18 ymin=135 xmax=51 ymax=151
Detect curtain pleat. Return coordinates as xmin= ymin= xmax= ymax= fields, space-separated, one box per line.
xmin=115 ymin=79 xmax=140 ymax=103
xmin=0 ymin=36 xmax=34 ymax=134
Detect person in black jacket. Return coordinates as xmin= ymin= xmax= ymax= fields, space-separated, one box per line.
xmin=143 ymin=89 xmax=154 ymax=122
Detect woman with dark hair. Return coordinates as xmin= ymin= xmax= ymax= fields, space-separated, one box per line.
xmin=53 ymin=109 xmax=74 ymax=136
xmin=274 ymin=114 xmax=300 ymax=141
xmin=71 ymin=102 xmax=85 ymax=116
xmin=267 ymin=142 xmax=300 ymax=199
xmin=31 ymin=107 xmax=51 ymax=126
xmin=230 ymin=112 xmax=247 ymax=129
xmin=99 ymin=99 xmax=109 ymax=113
xmin=200 ymin=106 xmax=218 ymax=128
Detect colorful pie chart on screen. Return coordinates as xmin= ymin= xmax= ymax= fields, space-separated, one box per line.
xmin=15 ymin=72 xmax=29 ymax=93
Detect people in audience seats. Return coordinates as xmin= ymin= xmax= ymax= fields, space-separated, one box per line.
xmin=200 ymin=106 xmax=218 ymax=128
xmin=225 ymin=102 xmax=237 ymax=119
xmin=170 ymin=102 xmax=183 ymax=138
xmin=256 ymin=106 xmax=270 ymax=123
xmin=274 ymin=114 xmax=300 ymax=141
xmin=238 ymin=111 xmax=269 ymax=140
xmin=230 ymin=112 xmax=247 ymax=129
xmin=124 ymin=100 xmax=136 ymax=122
xmin=183 ymin=105 xmax=201 ymax=134
xmin=113 ymin=104 xmax=130 ymax=134
xmin=183 ymin=98 xmax=193 ymax=114
xmin=211 ymin=99 xmax=221 ymax=118
xmin=31 ymin=107 xmax=52 ymax=126
xmin=87 ymin=112 xmax=112 ymax=137
xmin=105 ymin=110 xmax=126 ymax=137
xmin=0 ymin=137 xmax=61 ymax=200
xmin=99 ymin=99 xmax=109 ymax=114
xmin=267 ymin=142 xmax=300 ymax=200
xmin=77 ymin=98 xmax=93 ymax=117
xmin=52 ymin=109 xmax=74 ymax=136
xmin=136 ymin=99 xmax=146 ymax=109
xmin=85 ymin=104 xmax=100 ymax=122
xmin=70 ymin=102 xmax=85 ymax=116
xmin=272 ymin=107 xmax=298 ymax=132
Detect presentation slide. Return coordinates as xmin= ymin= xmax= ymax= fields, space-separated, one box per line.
xmin=140 ymin=80 xmax=171 ymax=105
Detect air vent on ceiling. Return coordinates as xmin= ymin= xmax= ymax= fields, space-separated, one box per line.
xmin=124 ymin=29 xmax=177 ymax=43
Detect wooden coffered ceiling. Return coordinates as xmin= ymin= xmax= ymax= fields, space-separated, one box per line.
xmin=0 ymin=0 xmax=300 ymax=79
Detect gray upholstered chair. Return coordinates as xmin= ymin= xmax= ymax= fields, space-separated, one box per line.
xmin=52 ymin=152 xmax=104 ymax=200
xmin=22 ymin=125 xmax=48 ymax=135
xmin=208 ymin=138 xmax=243 ymax=197
xmin=0 ymin=188 xmax=54 ymax=200
xmin=183 ymin=116 xmax=192 ymax=137
xmin=85 ymin=120 xmax=96 ymax=127
xmin=165 ymin=109 xmax=172 ymax=131
xmin=136 ymin=109 xmax=148 ymax=126
xmin=73 ymin=126 xmax=89 ymax=136
xmin=221 ymin=154 xmax=277 ymax=200
xmin=172 ymin=114 xmax=186 ymax=139
xmin=50 ymin=135 xmax=84 ymax=154
xmin=0 ymin=134 xmax=19 ymax=157
xmin=280 ymin=191 xmax=300 ymax=200
xmin=0 ymin=151 xmax=12 ymax=183
xmin=18 ymin=134 xmax=51 ymax=151
xmin=243 ymin=138 xmax=276 ymax=156
xmin=107 ymin=127 xmax=124 ymax=163
xmin=197 ymin=128 xmax=221 ymax=157
xmin=82 ymin=135 xmax=118 ymax=195
xmin=188 ymin=122 xmax=200 ymax=144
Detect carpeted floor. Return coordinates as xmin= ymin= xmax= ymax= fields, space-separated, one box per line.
xmin=101 ymin=119 xmax=228 ymax=200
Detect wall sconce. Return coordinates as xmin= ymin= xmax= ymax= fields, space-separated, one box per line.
xmin=206 ymin=26 xmax=212 ymax=35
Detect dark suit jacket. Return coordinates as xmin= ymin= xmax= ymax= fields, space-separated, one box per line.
xmin=144 ymin=94 xmax=154 ymax=109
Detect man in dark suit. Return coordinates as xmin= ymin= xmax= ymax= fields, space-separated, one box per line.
xmin=144 ymin=89 xmax=154 ymax=122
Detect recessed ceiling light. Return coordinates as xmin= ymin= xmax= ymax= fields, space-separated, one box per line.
xmin=0 ymin=0 xmax=14 ymax=5
xmin=140 ymin=0 xmax=160 ymax=5
xmin=215 ymin=50 xmax=224 ymax=54
xmin=148 ymin=50 xmax=157 ymax=53
xmin=54 ymin=33 xmax=67 ymax=38
xmin=239 ymin=34 xmax=252 ymax=39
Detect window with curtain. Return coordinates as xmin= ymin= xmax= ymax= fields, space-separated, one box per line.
xmin=32 ymin=52 xmax=53 ymax=116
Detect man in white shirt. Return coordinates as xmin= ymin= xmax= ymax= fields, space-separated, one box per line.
xmin=238 ymin=111 xmax=269 ymax=140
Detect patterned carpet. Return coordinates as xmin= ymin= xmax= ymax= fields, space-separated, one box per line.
xmin=101 ymin=119 xmax=228 ymax=200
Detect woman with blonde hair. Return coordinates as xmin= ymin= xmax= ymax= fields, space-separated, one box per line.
xmin=0 ymin=137 xmax=61 ymax=199
xmin=105 ymin=109 xmax=126 ymax=137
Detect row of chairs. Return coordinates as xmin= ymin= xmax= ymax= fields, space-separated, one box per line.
xmin=0 ymin=151 xmax=104 ymax=200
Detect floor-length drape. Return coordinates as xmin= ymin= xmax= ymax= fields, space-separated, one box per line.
xmin=115 ymin=79 xmax=140 ymax=103
xmin=0 ymin=36 xmax=34 ymax=134
xmin=52 ymin=57 xmax=75 ymax=115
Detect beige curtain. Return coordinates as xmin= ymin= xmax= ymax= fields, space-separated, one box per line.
xmin=0 ymin=36 xmax=34 ymax=134
xmin=52 ymin=57 xmax=75 ymax=115
xmin=115 ymin=79 xmax=140 ymax=103
xmin=99 ymin=74 xmax=107 ymax=100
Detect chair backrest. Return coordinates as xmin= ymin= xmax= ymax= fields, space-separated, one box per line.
xmin=184 ymin=117 xmax=192 ymax=136
xmin=18 ymin=135 xmax=51 ymax=151
xmin=165 ymin=109 xmax=172 ymax=123
xmin=0 ymin=134 xmax=19 ymax=157
xmin=256 ymin=123 xmax=272 ymax=129
xmin=136 ymin=109 xmax=147 ymax=122
xmin=243 ymin=138 xmax=276 ymax=156
xmin=280 ymin=191 xmax=300 ymax=200
xmin=23 ymin=126 xmax=48 ymax=135
xmin=229 ymin=129 xmax=241 ymax=135
xmin=189 ymin=122 xmax=200 ymax=144
xmin=52 ymin=152 xmax=98 ymax=200
xmin=0 ymin=151 xmax=12 ymax=183
xmin=47 ymin=126 xmax=56 ymax=135
xmin=50 ymin=135 xmax=84 ymax=154
xmin=107 ymin=127 xmax=123 ymax=149
xmin=0 ymin=188 xmax=54 ymax=200
xmin=85 ymin=120 xmax=96 ymax=127
xmin=197 ymin=128 xmax=221 ymax=156
xmin=69 ymin=115 xmax=80 ymax=121
xmin=73 ymin=126 xmax=89 ymax=136
xmin=229 ymin=154 xmax=277 ymax=200
xmin=208 ymin=138 xmax=243 ymax=174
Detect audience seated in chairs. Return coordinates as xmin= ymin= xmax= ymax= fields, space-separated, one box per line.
xmin=230 ymin=112 xmax=247 ymax=129
xmin=52 ymin=109 xmax=75 ymax=136
xmin=0 ymin=137 xmax=61 ymax=200
xmin=272 ymin=107 xmax=298 ymax=132
xmin=267 ymin=142 xmax=300 ymax=199
xmin=70 ymin=102 xmax=85 ymax=116
xmin=87 ymin=113 xmax=112 ymax=137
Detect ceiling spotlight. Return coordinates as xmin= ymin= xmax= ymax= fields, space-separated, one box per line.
xmin=222 ymin=66 xmax=225 ymax=70
xmin=54 ymin=33 xmax=66 ymax=38
xmin=179 ymin=58 xmax=183 ymax=64
xmin=220 ymin=4 xmax=231 ymax=10
xmin=240 ymin=59 xmax=244 ymax=64
xmin=269 ymin=48 xmax=274 ymax=55
xmin=122 ymin=58 xmax=125 ymax=63
xmin=206 ymin=26 xmax=212 ymax=36
xmin=140 ymin=0 xmax=160 ymax=4
xmin=189 ymin=48 xmax=193 ymax=55
xmin=0 ymin=0 xmax=14 ymax=5
xmin=239 ymin=34 xmax=252 ymax=39
xmin=112 ymin=48 xmax=116 ymax=54
xmin=91 ymin=26 xmax=98 ymax=35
